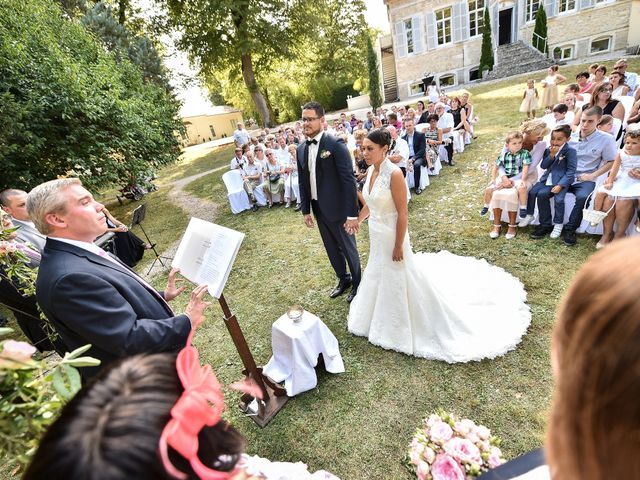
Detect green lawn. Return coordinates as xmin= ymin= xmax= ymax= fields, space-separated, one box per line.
xmin=4 ymin=57 xmax=640 ymax=479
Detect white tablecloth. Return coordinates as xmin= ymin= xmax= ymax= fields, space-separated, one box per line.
xmin=263 ymin=311 xmax=345 ymax=396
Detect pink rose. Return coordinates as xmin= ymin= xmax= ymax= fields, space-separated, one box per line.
xmin=0 ymin=340 xmax=36 ymax=369
xmin=454 ymin=418 xmax=476 ymax=436
xmin=410 ymin=449 xmax=422 ymax=466
xmin=417 ymin=461 xmax=430 ymax=480
xmin=431 ymin=454 xmax=465 ymax=480
xmin=444 ymin=437 xmax=482 ymax=464
xmin=426 ymin=414 xmax=442 ymax=427
xmin=429 ymin=421 xmax=454 ymax=444
xmin=475 ymin=425 xmax=491 ymax=440
xmin=423 ymin=446 xmax=436 ymax=464
xmin=488 ymin=446 xmax=504 ymax=469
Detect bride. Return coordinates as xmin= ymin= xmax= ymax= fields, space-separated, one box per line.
xmin=347 ymin=128 xmax=531 ymax=362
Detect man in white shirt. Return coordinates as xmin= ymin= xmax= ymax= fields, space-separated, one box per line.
xmin=229 ymin=147 xmax=247 ymax=170
xmin=386 ymin=126 xmax=410 ymax=177
xmin=274 ymin=136 xmax=290 ymax=164
xmin=614 ymin=58 xmax=638 ymax=95
xmin=28 ymin=178 xmax=210 ymax=379
xmin=241 ymin=151 xmax=262 ymax=210
xmin=0 ymin=189 xmax=47 ymax=251
xmin=435 ymin=102 xmax=455 ymax=166
xmin=233 ymin=122 xmax=250 ymax=147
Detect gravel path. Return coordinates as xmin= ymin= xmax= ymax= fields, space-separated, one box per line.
xmin=142 ymin=165 xmax=226 ymax=280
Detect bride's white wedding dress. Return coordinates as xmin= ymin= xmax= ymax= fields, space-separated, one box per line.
xmin=348 ymin=159 xmax=531 ymax=362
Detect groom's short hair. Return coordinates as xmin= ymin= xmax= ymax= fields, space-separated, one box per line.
xmin=302 ymin=101 xmax=324 ymax=118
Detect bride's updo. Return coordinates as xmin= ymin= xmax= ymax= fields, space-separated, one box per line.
xmin=367 ymin=127 xmax=392 ymax=148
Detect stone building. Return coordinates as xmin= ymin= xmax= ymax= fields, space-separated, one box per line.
xmin=382 ymin=0 xmax=638 ymax=100
xmin=181 ymin=108 xmax=243 ymax=146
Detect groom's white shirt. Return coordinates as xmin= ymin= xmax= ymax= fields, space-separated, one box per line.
xmin=308 ymin=131 xmax=323 ymax=201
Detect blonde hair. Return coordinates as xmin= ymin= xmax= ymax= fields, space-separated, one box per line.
xmin=353 ymin=128 xmax=367 ymax=144
xmin=27 ymin=178 xmax=82 ymax=235
xmin=521 ymin=118 xmax=551 ymax=139
xmin=547 ymin=237 xmax=640 ymax=479
xmin=505 ymin=131 xmax=524 ymax=143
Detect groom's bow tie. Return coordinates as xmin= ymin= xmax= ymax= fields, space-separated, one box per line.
xmin=306 ymin=139 xmax=318 ymax=145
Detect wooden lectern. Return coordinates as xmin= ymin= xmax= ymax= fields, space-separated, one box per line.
xmin=218 ymin=294 xmax=288 ymax=427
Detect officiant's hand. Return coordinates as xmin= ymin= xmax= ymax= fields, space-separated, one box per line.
xmin=185 ymin=284 xmax=211 ymax=328
xmin=303 ymin=214 xmax=315 ymax=228
xmin=164 ymin=268 xmax=188 ymax=301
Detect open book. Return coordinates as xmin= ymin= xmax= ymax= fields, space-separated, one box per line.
xmin=172 ymin=217 xmax=245 ymax=298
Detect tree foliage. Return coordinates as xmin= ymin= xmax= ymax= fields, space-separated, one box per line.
xmin=0 ymin=0 xmax=182 ymax=192
xmin=367 ymin=34 xmax=382 ymax=110
xmin=166 ymin=0 xmax=368 ymax=124
xmin=532 ymin=4 xmax=548 ymax=54
xmin=479 ymin=6 xmax=494 ymax=75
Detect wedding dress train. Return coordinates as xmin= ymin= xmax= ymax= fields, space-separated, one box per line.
xmin=348 ymin=159 xmax=531 ymax=363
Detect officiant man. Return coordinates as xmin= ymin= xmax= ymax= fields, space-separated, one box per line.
xmin=297 ymin=101 xmax=361 ymax=303
xmin=28 ymin=178 xmax=209 ymax=379
xmin=0 ymin=189 xmax=47 ymax=251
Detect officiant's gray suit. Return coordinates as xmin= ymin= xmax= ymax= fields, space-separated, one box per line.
xmin=11 ymin=218 xmax=46 ymax=251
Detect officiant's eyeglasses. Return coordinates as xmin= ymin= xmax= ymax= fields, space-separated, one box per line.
xmin=301 ymin=117 xmax=320 ymax=123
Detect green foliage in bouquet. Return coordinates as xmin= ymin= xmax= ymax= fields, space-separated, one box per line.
xmin=0 ymin=329 xmax=99 ymax=473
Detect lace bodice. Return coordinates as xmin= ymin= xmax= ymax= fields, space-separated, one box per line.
xmin=363 ymin=159 xmax=400 ymax=221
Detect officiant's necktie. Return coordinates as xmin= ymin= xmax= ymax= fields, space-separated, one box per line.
xmin=96 ymin=249 xmax=172 ymax=312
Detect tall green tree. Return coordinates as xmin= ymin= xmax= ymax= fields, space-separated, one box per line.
xmin=479 ymin=6 xmax=494 ymax=75
xmin=366 ymin=35 xmax=382 ymax=110
xmin=532 ymin=4 xmax=548 ymax=54
xmin=164 ymin=0 xmax=292 ymax=127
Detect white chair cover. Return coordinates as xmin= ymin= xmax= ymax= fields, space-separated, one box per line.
xmin=614 ymin=95 xmax=634 ymax=125
xmin=406 ymin=165 xmax=430 ymax=191
xmin=222 ymin=170 xmax=252 ymax=214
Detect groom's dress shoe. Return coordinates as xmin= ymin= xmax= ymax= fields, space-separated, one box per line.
xmin=346 ymin=288 xmax=357 ymax=303
xmin=329 ymin=279 xmax=352 ymax=298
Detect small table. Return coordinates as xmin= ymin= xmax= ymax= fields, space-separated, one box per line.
xmin=263 ymin=310 xmax=345 ymax=396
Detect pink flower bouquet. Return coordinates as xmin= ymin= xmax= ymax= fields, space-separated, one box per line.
xmin=407 ymin=411 xmax=505 ymax=479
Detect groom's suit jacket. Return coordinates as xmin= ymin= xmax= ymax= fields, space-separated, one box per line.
xmin=36 ymin=238 xmax=191 ymax=378
xmin=297 ymin=132 xmax=358 ymax=223
xmin=11 ymin=218 xmax=46 ymax=252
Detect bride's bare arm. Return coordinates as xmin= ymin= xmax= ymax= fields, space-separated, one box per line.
xmin=357 ymin=190 xmax=369 ymax=225
xmin=390 ymin=169 xmax=408 ymax=261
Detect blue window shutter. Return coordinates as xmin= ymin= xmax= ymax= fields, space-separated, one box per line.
xmin=426 ymin=11 xmax=438 ymax=50
xmin=394 ymin=21 xmax=407 ymax=58
xmin=412 ymin=15 xmax=425 ymax=53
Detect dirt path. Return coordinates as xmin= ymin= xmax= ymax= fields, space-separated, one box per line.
xmin=142 ymin=165 xmax=227 ymax=280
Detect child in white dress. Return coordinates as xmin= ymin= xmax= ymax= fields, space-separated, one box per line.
xmin=593 ymin=129 xmax=640 ymax=246
xmin=519 ymin=79 xmax=539 ymax=119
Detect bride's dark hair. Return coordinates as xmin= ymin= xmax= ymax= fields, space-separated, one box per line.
xmin=367 ymin=127 xmax=391 ymax=148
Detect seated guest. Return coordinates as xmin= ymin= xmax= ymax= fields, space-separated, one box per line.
xmin=545 ymin=106 xmax=617 ymax=246
xmin=572 ymin=82 xmax=625 ymax=131
xmin=284 ymin=145 xmax=300 ymax=210
xmin=274 ymin=136 xmax=289 ymax=164
xmin=527 ymin=125 xmax=577 ymax=240
xmin=102 ymin=207 xmax=152 ymax=267
xmin=0 ymin=189 xmax=46 ymax=251
xmin=435 ymin=102 xmax=455 ymax=165
xmin=28 ymin=178 xmax=210 ymax=379
xmin=593 ymin=129 xmax=640 ymax=248
xmin=0 ymin=209 xmax=61 ymax=353
xmin=372 ymin=116 xmax=383 ymax=130
xmin=422 ymin=114 xmax=442 ymax=171
xmin=613 ymin=58 xmax=638 ymax=95
xmin=563 ymin=93 xmax=581 ymax=117
xmin=241 ymin=151 xmax=262 ymax=211
xmin=575 ymin=71 xmax=592 ymax=95
xmin=229 ymin=147 xmax=247 ymax=170
xmin=609 ymin=70 xmax=629 ymax=97
xmin=563 ymin=83 xmax=583 ymax=102
xmin=260 ymin=149 xmax=285 ymax=207
xmin=387 ymin=112 xmax=402 ymax=131
xmin=450 ymin=97 xmax=469 ymax=153
xmin=415 ymin=100 xmax=427 ymax=124
xmin=597 ymin=114 xmax=615 ymax=135
xmin=253 ymin=145 xmax=266 ymax=167
xmin=486 ymin=131 xmax=532 ymax=239
xmin=386 ymin=126 xmax=410 ymax=177
xmin=587 ymin=62 xmax=599 ymax=82
xmin=364 ymin=111 xmax=375 ymax=130
xmin=401 ymin=117 xmax=427 ymax=194
xmin=552 ymin=103 xmax=570 ymax=126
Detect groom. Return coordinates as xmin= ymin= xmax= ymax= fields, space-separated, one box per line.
xmin=297 ymin=101 xmax=361 ymax=303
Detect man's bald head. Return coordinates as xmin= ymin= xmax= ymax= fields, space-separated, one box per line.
xmin=0 ymin=189 xmax=30 ymax=221
xmin=386 ymin=126 xmax=398 ymax=139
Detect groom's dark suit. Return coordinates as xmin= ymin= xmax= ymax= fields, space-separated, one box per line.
xmin=36 ymin=238 xmax=191 ymax=378
xmin=297 ymin=132 xmax=361 ymax=291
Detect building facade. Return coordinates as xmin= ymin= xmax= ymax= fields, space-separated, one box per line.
xmin=384 ymin=0 xmax=635 ymax=100
xmin=181 ymin=110 xmax=243 ymax=146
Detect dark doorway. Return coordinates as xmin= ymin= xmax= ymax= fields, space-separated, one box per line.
xmin=498 ymin=9 xmax=513 ymax=45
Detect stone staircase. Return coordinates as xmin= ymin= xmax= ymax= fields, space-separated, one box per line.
xmin=483 ymin=41 xmax=554 ymax=81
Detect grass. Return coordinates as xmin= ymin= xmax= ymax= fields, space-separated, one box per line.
xmin=4 ymin=57 xmax=640 ymax=479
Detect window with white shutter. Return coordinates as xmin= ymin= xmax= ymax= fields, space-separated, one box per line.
xmin=435 ymin=7 xmax=453 ymax=46
xmin=468 ymin=0 xmax=485 ymax=37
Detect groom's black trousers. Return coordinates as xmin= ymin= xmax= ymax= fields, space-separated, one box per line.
xmin=312 ymin=200 xmax=361 ymax=289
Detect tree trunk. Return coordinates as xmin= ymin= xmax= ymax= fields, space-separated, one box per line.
xmin=240 ymin=53 xmax=274 ymax=128
xmin=118 ymin=0 xmax=127 ymax=25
